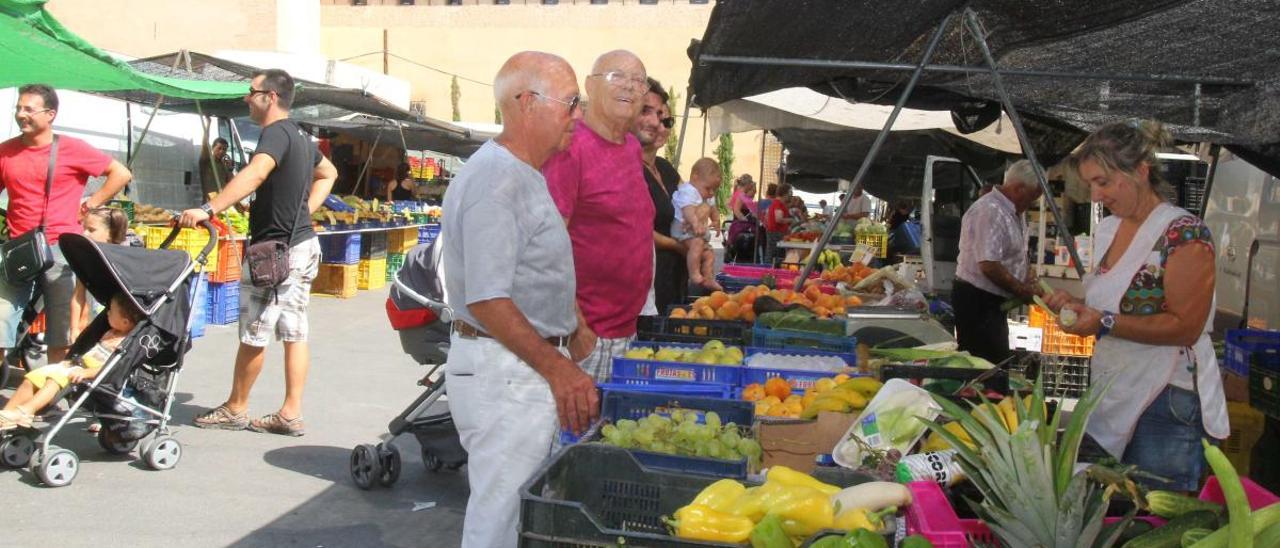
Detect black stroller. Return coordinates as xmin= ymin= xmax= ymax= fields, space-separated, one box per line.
xmin=349 ymin=233 xmax=465 ymax=490
xmin=0 ymin=223 xmax=216 ymax=487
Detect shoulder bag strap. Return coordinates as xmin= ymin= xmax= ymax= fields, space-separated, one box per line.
xmin=284 ymin=124 xmax=309 ymax=249
xmin=39 ymin=135 xmax=59 ymax=231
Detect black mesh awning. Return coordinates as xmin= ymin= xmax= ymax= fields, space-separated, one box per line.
xmin=689 ymin=0 xmax=1280 ymax=175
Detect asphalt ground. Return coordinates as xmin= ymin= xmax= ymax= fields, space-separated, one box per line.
xmin=0 ymin=288 xmax=467 ymax=548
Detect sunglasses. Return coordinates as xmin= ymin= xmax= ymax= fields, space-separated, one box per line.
xmin=247 ymin=87 xmax=273 ymax=97
xmin=660 ymin=116 xmax=675 ymax=129
xmin=520 ymin=91 xmax=582 ymax=113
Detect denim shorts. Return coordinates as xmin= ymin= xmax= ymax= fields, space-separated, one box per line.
xmin=1123 ymin=385 xmax=1210 ymax=492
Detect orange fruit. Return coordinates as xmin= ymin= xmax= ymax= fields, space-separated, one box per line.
xmin=708 ymin=291 xmax=729 ymax=309
xmin=741 ymin=383 xmax=766 ymax=402
xmin=813 ymin=306 xmax=830 ymax=318
xmin=845 ymin=295 xmax=863 ymax=307
xmin=694 ymin=297 xmax=712 ymax=308
xmin=741 ymin=308 xmax=756 ymax=323
xmin=698 ymin=306 xmax=716 ymax=320
xmin=764 ymin=377 xmax=792 ymax=400
xmin=716 ymin=301 xmax=742 ymax=320
xmin=766 ymin=403 xmax=789 ymax=417
xmin=670 ymin=307 xmax=688 ymax=318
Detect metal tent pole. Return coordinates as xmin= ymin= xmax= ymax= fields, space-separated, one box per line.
xmin=962 ymin=9 xmax=1085 ymax=277
xmin=672 ymin=90 xmax=694 ymax=170
xmin=793 ymin=13 xmax=956 ymax=290
xmin=354 ymin=130 xmax=382 ymax=198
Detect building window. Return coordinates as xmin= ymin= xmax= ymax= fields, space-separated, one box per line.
xmin=351 ymin=0 xmax=367 ymax=5
xmin=494 ymin=0 xmax=510 ymax=4
xmin=590 ymin=0 xmax=608 ymax=4
xmin=446 ymin=0 xmax=463 ymax=4
xmin=398 ymin=0 xmax=414 ymax=4
xmin=639 ymin=0 xmax=658 ymax=4
xmin=541 ymin=0 xmax=558 ymax=4
xmin=690 ymin=0 xmax=708 ymax=3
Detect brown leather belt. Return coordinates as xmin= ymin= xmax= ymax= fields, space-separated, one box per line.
xmin=452 ymin=320 xmax=570 ymax=348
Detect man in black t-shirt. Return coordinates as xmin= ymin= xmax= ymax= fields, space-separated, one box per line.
xmin=180 ymin=69 xmax=337 ymax=437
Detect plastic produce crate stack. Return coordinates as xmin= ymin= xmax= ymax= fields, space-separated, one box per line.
xmin=358 ymin=258 xmax=387 ymax=290
xmin=1224 ymin=401 xmax=1264 ymax=474
xmin=740 ymin=346 xmax=858 ymax=394
xmin=143 ymin=226 xmax=218 ymax=272
xmin=1029 ymin=306 xmax=1095 ymax=356
xmin=385 ymin=252 xmax=406 ymax=281
xmin=320 ymin=233 xmax=361 ymax=265
xmin=419 ymin=223 xmax=441 ymax=245
xmin=206 ymin=280 xmax=239 ymax=325
xmin=359 ymin=231 xmax=388 ymax=260
xmin=634 ymin=315 xmax=751 ymax=346
xmin=1224 ymin=328 xmax=1280 ymax=377
xmin=313 ymin=264 xmax=358 ymax=298
xmin=1035 ymin=354 xmax=1090 ymax=398
xmin=208 ymin=239 xmax=242 ymax=283
xmin=855 ymin=231 xmax=887 ymax=258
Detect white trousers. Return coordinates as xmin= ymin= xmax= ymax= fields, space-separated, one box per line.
xmin=446 ymin=334 xmax=560 ymax=548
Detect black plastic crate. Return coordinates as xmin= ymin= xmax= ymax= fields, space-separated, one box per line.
xmin=879 ymin=364 xmax=1011 ymax=396
xmin=636 ymin=315 xmax=750 ymax=346
xmin=359 ymin=231 xmax=388 ymax=259
xmin=1029 ymin=354 xmax=1090 ymax=399
xmin=1250 ymin=355 xmax=1280 ymax=420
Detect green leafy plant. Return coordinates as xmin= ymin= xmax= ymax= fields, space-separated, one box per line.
xmin=923 ymin=377 xmax=1133 ymax=548
xmin=713 ymin=133 xmax=734 ymax=218
xmin=450 ymin=75 xmax=461 ymax=122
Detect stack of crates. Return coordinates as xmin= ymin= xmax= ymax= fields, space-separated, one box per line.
xmin=360 ymin=231 xmax=388 ymax=261
xmin=386 ymin=252 xmax=406 ymax=281
xmin=1224 ymin=401 xmax=1265 ymax=475
xmin=144 ymin=226 xmax=218 ymax=273
xmin=419 ymin=224 xmax=441 ymax=245
xmin=189 ymin=274 xmax=208 ymax=339
xmin=388 ymin=227 xmax=417 ymax=254
xmin=1029 ymin=306 xmax=1096 ymax=356
xmin=358 ymin=258 xmax=387 ymax=290
xmin=206 ymin=279 xmax=240 ymax=325
xmin=208 ymin=239 xmax=243 ymax=283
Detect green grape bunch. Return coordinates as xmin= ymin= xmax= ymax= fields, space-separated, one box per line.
xmin=599 ymin=410 xmax=763 ymax=468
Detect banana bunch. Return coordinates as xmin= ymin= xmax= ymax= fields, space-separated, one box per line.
xmin=817 ymin=249 xmax=842 ymax=271
xmin=799 ymin=377 xmax=882 ymax=419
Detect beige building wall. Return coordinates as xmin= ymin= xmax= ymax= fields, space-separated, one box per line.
xmin=319 ymin=2 xmax=762 ymax=182
xmin=45 ymin=0 xmax=281 ymax=57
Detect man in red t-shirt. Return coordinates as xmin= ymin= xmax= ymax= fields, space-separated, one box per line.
xmin=543 ymin=50 xmax=654 ymax=382
xmin=764 ymin=183 xmax=795 ymax=264
xmin=0 ymin=84 xmax=132 ymax=363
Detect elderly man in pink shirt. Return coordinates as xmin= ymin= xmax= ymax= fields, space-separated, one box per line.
xmin=543 ymin=50 xmax=654 ymax=381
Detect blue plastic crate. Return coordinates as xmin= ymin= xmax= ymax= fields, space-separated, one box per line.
xmin=611 ymin=341 xmax=744 ymax=386
xmin=188 ymin=274 xmax=207 ymax=339
xmin=206 ymin=281 xmax=240 ymax=325
xmin=320 ymin=233 xmax=362 ymax=264
xmin=602 ymin=377 xmax=735 ymax=399
xmin=740 ymin=347 xmax=859 ymax=394
xmin=751 ymin=325 xmax=857 ymax=354
xmin=715 ymin=273 xmax=762 ymax=293
xmin=564 ymin=390 xmax=754 ymax=478
xmin=418 ymin=224 xmax=441 ymax=245
xmin=1225 ymin=329 xmax=1280 ymax=376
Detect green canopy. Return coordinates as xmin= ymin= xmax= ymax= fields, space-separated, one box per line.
xmin=0 ymin=0 xmax=244 ymax=99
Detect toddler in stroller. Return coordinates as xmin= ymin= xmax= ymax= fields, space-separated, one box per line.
xmin=0 ymin=292 xmax=140 ymax=430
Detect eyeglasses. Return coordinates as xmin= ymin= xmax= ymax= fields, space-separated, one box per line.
xmin=660 ymin=117 xmax=675 ymax=129
xmin=247 ymin=87 xmax=273 ymax=98
xmin=14 ymin=107 xmax=53 ymax=116
xmin=519 ymin=91 xmax=581 ymax=113
xmin=588 ymin=71 xmax=648 ymax=90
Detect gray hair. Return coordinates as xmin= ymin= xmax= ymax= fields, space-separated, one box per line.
xmin=1003 ymin=159 xmax=1038 ymax=188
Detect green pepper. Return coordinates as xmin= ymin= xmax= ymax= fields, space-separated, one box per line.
xmin=900 ymin=535 xmax=934 ymax=548
xmin=805 ymin=536 xmax=846 ymax=548
xmin=749 ymin=514 xmax=792 ymax=548
xmin=843 ymin=528 xmax=888 ymax=548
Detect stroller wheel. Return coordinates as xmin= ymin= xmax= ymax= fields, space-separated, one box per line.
xmin=350 ymin=444 xmax=383 ymax=490
xmin=377 ymin=443 xmax=401 ymax=487
xmin=34 ymin=446 xmax=78 ymax=488
xmin=0 ymin=435 xmax=35 ymax=468
xmin=421 ymin=448 xmax=443 ymax=472
xmin=97 ymin=428 xmax=139 ymax=455
xmin=144 ymin=436 xmax=182 ymax=471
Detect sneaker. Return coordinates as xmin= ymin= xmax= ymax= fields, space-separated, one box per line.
xmin=193 ymin=405 xmax=249 ymax=431
xmin=247 ymin=413 xmax=305 ymax=437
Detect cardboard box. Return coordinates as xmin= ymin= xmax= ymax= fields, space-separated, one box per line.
xmin=1224 ymin=371 xmax=1250 ymax=403
xmin=757 ymin=411 xmax=859 ymax=473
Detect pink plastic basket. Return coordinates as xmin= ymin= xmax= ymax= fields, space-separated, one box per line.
xmin=906 ymin=477 xmax=1279 ymax=547
xmin=721 ymin=265 xmax=818 ymax=283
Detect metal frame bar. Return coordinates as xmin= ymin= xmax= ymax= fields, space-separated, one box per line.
xmin=699 ymin=54 xmax=1254 ymax=87
xmin=793 ymin=13 xmax=956 ymax=289
xmin=672 ymin=89 xmax=694 ymax=170
xmin=963 ymin=9 xmax=1085 ymax=276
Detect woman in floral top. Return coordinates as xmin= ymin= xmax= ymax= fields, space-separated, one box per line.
xmin=1045 ymin=120 xmax=1229 ymax=492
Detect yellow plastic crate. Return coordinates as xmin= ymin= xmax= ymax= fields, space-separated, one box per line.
xmin=141 ymin=226 xmax=218 ymax=271
xmin=388 ymin=227 xmax=418 ymax=253
xmin=358 ymin=258 xmax=387 ymax=290
xmin=1224 ymin=401 xmax=1265 ymax=474
xmin=313 ymin=264 xmax=358 ymax=298
xmin=855 ymin=232 xmax=887 ymax=258
xmin=1029 ymin=306 xmax=1095 ymax=357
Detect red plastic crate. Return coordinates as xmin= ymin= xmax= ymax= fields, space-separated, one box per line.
xmin=208 ymin=239 xmax=243 ymax=283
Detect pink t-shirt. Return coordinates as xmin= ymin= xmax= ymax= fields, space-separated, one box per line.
xmin=543 ymin=120 xmax=655 ymax=338
xmin=0 ymin=135 xmax=112 ymax=244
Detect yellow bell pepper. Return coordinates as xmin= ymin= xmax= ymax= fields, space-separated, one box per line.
xmin=749 ymin=482 xmax=835 ymax=537
xmin=691 ymin=479 xmax=747 ymax=513
xmin=833 ymin=508 xmax=876 ymax=531
xmin=668 ymin=504 xmax=754 ymax=543
xmin=766 ymin=465 xmax=841 ymax=496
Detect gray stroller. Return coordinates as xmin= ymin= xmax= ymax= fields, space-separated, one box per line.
xmin=349 ymin=233 xmax=465 ymax=490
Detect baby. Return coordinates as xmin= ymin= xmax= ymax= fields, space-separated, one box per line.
xmin=0 ymin=292 xmax=143 ymax=430
xmin=672 ymin=158 xmax=723 ymax=291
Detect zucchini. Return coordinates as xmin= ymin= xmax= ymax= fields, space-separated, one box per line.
xmin=1201 ymin=440 xmax=1252 ymax=548
xmin=1188 ymin=502 xmax=1280 ymax=547
xmin=1123 ymin=510 xmax=1219 ymax=548
xmin=1148 ymin=490 xmax=1224 ymax=519
xmin=1181 ymin=528 xmax=1212 ymax=547
xmin=1254 ymin=521 xmax=1280 ymax=547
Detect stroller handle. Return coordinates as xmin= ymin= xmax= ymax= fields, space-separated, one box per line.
xmin=158 ymin=219 xmax=219 ymax=265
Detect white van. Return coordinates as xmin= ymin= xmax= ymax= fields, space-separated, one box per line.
xmin=1203 ymin=152 xmax=1280 ymax=333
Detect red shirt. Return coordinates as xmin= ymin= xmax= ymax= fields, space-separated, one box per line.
xmin=543 ymin=121 xmax=655 ymax=338
xmin=765 ymin=199 xmax=791 ymax=233
xmin=0 ymin=135 xmax=112 ymax=244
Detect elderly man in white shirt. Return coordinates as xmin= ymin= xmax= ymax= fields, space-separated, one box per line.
xmin=952 ymin=159 xmax=1043 ymax=363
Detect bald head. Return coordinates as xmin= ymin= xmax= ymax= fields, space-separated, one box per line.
xmin=494 ymin=51 xmax=573 ymax=118
xmin=592 ymin=50 xmax=644 ymax=75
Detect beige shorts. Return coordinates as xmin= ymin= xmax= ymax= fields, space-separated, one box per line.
xmin=239 ymin=238 xmax=322 ymax=347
